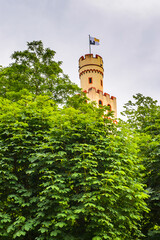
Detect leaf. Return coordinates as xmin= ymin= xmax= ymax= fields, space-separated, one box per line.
xmin=50 ymin=230 xmax=60 ymax=237
xmin=55 ymin=222 xmax=66 ymax=228
xmin=38 ymin=227 xmax=48 ymax=233
xmin=92 ymin=237 xmax=102 ymax=240
xmin=13 ymin=230 xmax=26 ymax=238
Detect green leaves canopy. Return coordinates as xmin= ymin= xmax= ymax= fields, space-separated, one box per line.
xmin=122 ymin=93 xmax=160 ymax=239
xmin=0 ymin=95 xmax=148 ymax=240
xmin=122 ymin=93 xmax=158 ymax=131
xmin=0 ymin=41 xmax=80 ymax=103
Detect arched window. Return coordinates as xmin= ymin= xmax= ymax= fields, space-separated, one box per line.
xmin=107 ymin=104 xmax=111 ymax=111
xmin=99 ymin=100 xmax=103 ymax=105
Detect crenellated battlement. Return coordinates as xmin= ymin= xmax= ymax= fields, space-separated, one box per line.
xmin=84 ymin=88 xmax=116 ymax=101
xmin=84 ymin=87 xmax=117 ymax=115
xmin=79 ymin=54 xmax=103 ymax=71
xmin=79 ymin=54 xmax=103 ymax=61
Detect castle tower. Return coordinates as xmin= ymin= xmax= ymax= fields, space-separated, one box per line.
xmin=79 ymin=54 xmax=117 ymax=118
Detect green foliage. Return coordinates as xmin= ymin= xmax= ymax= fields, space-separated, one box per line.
xmin=0 ymin=40 xmax=80 ymax=103
xmin=122 ymin=93 xmax=160 ymax=239
xmin=122 ymin=93 xmax=158 ymax=131
xmin=0 ymin=95 xmax=148 ymax=239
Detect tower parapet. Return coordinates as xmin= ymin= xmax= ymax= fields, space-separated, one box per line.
xmin=79 ymin=54 xmax=117 ymax=118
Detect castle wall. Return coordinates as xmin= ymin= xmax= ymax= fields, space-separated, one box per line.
xmin=85 ymin=88 xmax=117 ymax=118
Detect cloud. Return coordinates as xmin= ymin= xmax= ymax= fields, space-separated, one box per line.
xmin=0 ymin=0 xmax=159 ymax=117
xmin=84 ymin=0 xmax=160 ymax=18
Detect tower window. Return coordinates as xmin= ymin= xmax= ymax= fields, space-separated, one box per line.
xmin=89 ymin=77 xmax=92 ymax=84
xmin=100 ymin=80 xmax=103 ymax=86
xmin=99 ymin=100 xmax=103 ymax=105
xmin=107 ymin=104 xmax=111 ymax=111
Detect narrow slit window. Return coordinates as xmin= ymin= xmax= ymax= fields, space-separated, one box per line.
xmin=89 ymin=77 xmax=92 ymax=84
xmin=100 ymin=80 xmax=103 ymax=86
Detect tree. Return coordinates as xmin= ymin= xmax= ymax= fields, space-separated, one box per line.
xmin=0 ymin=40 xmax=80 ymax=103
xmin=122 ymin=93 xmax=160 ymax=239
xmin=0 ymin=95 xmax=148 ymax=239
xmin=122 ymin=93 xmax=158 ymax=131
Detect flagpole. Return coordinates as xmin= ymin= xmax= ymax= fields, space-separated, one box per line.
xmin=89 ymin=35 xmax=91 ymax=54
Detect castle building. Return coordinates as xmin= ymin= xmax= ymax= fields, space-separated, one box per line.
xmin=79 ymin=54 xmax=117 ymax=118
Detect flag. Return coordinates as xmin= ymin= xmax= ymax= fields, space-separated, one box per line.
xmin=89 ymin=36 xmax=100 ymax=45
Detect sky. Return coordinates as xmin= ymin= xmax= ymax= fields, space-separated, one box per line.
xmin=0 ymin=0 xmax=160 ymax=117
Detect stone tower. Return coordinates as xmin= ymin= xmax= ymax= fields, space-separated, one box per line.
xmin=79 ymin=54 xmax=117 ymax=118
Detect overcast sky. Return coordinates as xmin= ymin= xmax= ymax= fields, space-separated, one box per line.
xmin=0 ymin=0 xmax=160 ymax=116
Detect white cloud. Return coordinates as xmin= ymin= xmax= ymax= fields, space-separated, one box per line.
xmin=84 ymin=0 xmax=160 ymax=18
xmin=0 ymin=0 xmax=159 ymax=117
